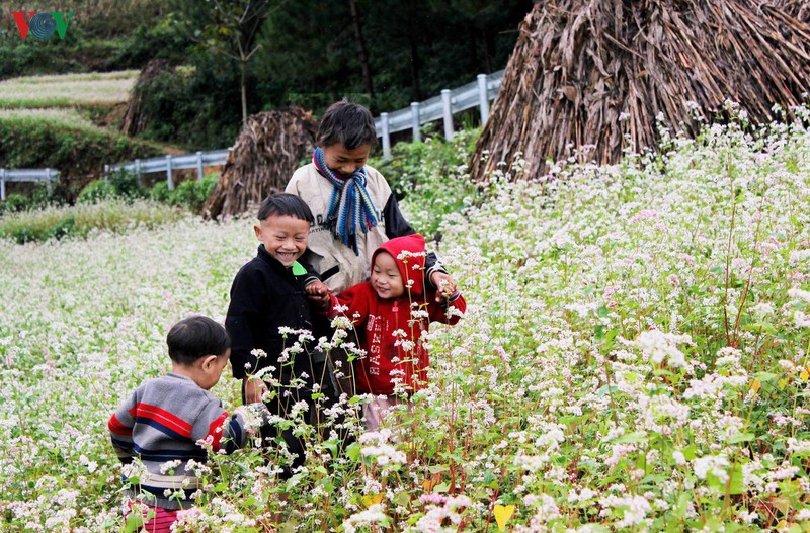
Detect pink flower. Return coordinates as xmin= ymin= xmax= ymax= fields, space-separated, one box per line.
xmin=629 ymin=209 xmax=658 ymax=223
xmin=603 ymin=285 xmax=620 ymax=298
xmin=678 ymin=253 xmax=695 ymax=266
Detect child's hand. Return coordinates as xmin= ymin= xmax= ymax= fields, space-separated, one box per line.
xmin=430 ymin=271 xmax=458 ymax=302
xmin=306 ymin=280 xmax=331 ymax=310
xmin=243 ymin=377 xmax=268 ymax=404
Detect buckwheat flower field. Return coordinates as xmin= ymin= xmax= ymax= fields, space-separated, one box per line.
xmin=2 ymin=109 xmax=810 ymax=532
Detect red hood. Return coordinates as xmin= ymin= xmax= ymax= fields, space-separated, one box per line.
xmin=372 ymin=233 xmax=427 ymax=297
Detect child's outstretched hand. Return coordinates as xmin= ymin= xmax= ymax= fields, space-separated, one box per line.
xmin=306 ymin=280 xmax=331 ymax=310
xmin=243 ymin=377 xmax=268 ymax=404
xmin=430 ymin=271 xmax=458 ymax=302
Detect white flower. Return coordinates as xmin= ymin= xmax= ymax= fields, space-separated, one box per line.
xmin=635 ymin=330 xmax=692 ymax=369
xmin=343 ymin=504 xmax=389 ymax=533
xmin=693 ymin=455 xmax=730 ymax=482
xmin=788 ymin=287 xmax=810 ymax=303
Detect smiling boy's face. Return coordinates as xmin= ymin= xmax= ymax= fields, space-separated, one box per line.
xmin=254 ymin=214 xmax=310 ymax=267
xmin=322 ymin=143 xmax=372 ymax=177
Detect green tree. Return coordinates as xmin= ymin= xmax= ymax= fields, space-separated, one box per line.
xmin=197 ymin=0 xmax=280 ymax=124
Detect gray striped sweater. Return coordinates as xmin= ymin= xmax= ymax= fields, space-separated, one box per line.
xmin=108 ymin=373 xmax=261 ymax=510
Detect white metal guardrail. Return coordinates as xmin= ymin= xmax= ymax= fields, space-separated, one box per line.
xmin=0 ymin=70 xmax=504 ymax=199
xmin=375 ymin=70 xmax=504 ymax=158
xmin=106 ymin=149 xmax=231 ymax=191
xmin=0 ymin=168 xmax=57 ymax=201
xmin=0 ymin=150 xmax=229 ymax=199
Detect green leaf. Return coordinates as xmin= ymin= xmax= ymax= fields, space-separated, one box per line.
xmin=752 ymin=371 xmax=779 ymax=382
xmin=292 ymin=261 xmax=308 ymax=276
xmin=394 ymin=491 xmax=411 ymax=506
xmin=428 ymin=465 xmax=450 ymax=474
xmin=433 ymin=482 xmax=451 ymax=493
xmin=672 ymin=492 xmax=691 ymax=520
xmin=616 ymin=431 xmax=647 ymax=444
xmin=742 ymin=322 xmax=777 ymax=335
xmin=727 ymin=433 xmax=754 ymax=444
xmin=345 ymin=442 xmax=361 ymax=462
xmin=596 ymin=384 xmax=618 ymax=396
xmin=728 ymin=463 xmax=746 ymax=495
xmin=123 ymin=511 xmax=145 ymax=532
xmin=681 ymin=446 xmax=698 ymax=461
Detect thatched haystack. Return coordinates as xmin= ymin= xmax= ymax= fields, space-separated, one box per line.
xmin=122 ymin=59 xmax=171 ymax=137
xmin=470 ymin=0 xmax=810 ymax=181
xmin=775 ymin=0 xmax=810 ymax=22
xmin=202 ymin=107 xmax=316 ymax=219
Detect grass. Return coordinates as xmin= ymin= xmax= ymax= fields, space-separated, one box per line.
xmin=0 ymin=108 xmax=104 ymax=133
xmin=0 ymin=199 xmax=187 ymax=243
xmin=0 ymin=70 xmax=138 ymax=108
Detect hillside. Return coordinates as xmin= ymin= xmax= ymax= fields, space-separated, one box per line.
xmin=0 ymin=70 xmax=169 ymax=199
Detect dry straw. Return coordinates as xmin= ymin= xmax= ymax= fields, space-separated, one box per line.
xmin=470 ymin=0 xmax=810 ymax=181
xmin=202 ymin=107 xmax=317 ymax=219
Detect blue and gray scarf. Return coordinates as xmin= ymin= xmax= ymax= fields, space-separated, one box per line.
xmin=313 ymin=147 xmax=381 ymax=255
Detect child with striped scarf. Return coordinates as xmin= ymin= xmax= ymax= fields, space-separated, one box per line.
xmin=286 ymin=100 xmax=457 ymax=396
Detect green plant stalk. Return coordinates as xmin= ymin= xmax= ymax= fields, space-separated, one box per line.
xmin=722 ymin=153 xmax=738 ymax=349
xmin=730 ymin=194 xmax=765 ymax=347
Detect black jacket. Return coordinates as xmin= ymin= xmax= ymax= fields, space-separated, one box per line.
xmin=225 ymin=245 xmax=325 ymax=384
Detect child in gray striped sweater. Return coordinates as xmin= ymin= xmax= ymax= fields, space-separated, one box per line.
xmin=108 ymin=315 xmax=268 ymax=533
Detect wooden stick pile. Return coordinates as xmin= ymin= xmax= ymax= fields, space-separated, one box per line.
xmin=202 ymin=107 xmax=316 ymax=219
xmin=470 ymin=0 xmax=810 ymax=181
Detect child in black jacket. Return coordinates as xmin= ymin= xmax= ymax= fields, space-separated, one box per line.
xmin=225 ymin=193 xmax=331 ymax=477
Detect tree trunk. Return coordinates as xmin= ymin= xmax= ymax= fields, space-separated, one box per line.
xmin=240 ymin=57 xmax=248 ymax=124
xmin=349 ymin=0 xmax=375 ymax=100
xmin=482 ymin=19 xmax=494 ymax=73
xmin=406 ymin=2 xmax=422 ymax=101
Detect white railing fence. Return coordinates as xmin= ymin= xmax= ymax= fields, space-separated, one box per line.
xmin=376 ymin=70 xmax=504 ymax=158
xmin=0 ymin=168 xmax=58 ymax=201
xmin=1 ymin=70 xmax=504 ymax=200
xmin=105 ymin=149 xmax=231 ymax=191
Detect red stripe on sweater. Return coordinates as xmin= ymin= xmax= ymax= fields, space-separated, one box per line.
xmin=135 ymin=404 xmax=193 ymax=438
xmin=127 ymin=502 xmax=178 ymax=533
xmin=107 ymin=414 xmax=133 ymax=436
xmin=207 ymin=412 xmax=228 ymax=451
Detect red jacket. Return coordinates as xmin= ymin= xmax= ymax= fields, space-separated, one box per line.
xmin=332 ymin=234 xmax=466 ymax=395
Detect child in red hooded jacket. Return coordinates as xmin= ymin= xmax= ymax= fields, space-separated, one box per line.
xmin=322 ymin=233 xmax=466 ymax=430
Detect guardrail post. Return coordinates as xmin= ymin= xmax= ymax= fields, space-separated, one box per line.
xmin=441 ymin=89 xmax=454 ymax=141
xmin=477 ymin=74 xmax=490 ymax=125
xmin=196 ymin=152 xmax=204 ymax=181
xmin=46 ymin=169 xmax=54 ymax=195
xmin=135 ymin=159 xmax=143 ymax=188
xmin=166 ymin=155 xmax=174 ymax=191
xmin=381 ymin=112 xmax=391 ymax=160
xmin=410 ymin=102 xmax=421 ymax=143
xmin=0 ymin=169 xmax=5 ymax=201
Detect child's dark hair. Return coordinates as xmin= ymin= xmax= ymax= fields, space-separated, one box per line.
xmin=258 ymin=193 xmax=314 ymax=223
xmin=167 ymin=316 xmax=230 ymax=365
xmin=317 ymin=99 xmax=378 ymax=150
